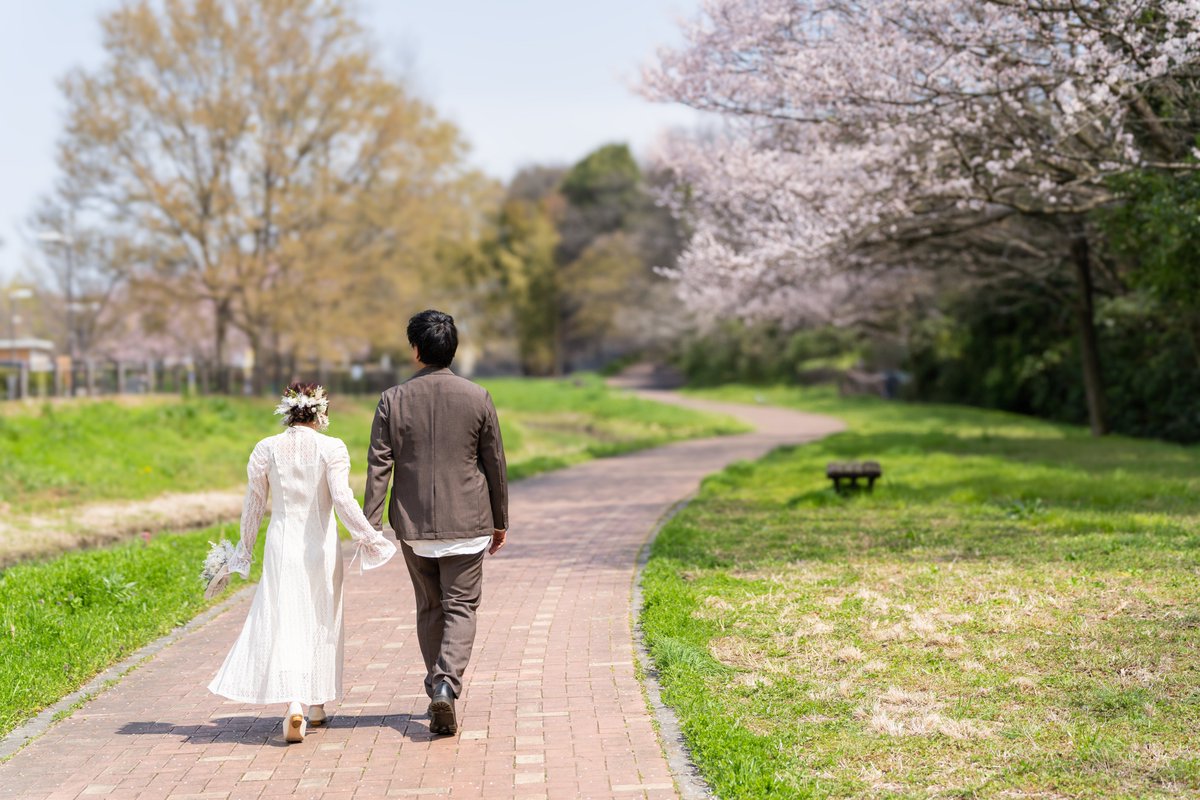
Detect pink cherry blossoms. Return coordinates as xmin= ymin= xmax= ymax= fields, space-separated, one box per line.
xmin=643 ymin=0 xmax=1200 ymax=324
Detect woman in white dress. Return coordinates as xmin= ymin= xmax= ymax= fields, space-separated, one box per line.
xmin=208 ymin=383 xmax=396 ymax=742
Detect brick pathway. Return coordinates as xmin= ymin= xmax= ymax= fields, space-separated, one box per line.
xmin=0 ymin=394 xmax=842 ymax=800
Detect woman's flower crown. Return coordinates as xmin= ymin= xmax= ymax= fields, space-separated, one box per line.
xmin=274 ymin=383 xmax=330 ymax=431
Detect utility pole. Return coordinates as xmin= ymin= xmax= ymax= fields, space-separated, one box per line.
xmin=65 ymin=242 xmax=76 ymax=361
xmin=36 ymin=230 xmax=77 ymax=361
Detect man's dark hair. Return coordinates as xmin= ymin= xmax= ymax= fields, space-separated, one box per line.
xmin=407 ymin=309 xmax=458 ymax=368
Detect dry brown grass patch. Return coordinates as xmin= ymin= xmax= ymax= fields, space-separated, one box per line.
xmin=734 ymin=672 xmax=774 ymax=688
xmin=835 ymin=645 xmax=865 ymax=663
xmin=703 ymin=595 xmax=734 ymax=611
xmin=867 ymin=621 xmax=909 ymax=642
xmin=861 ymin=686 xmax=994 ymax=740
xmin=708 ymin=636 xmax=759 ymax=670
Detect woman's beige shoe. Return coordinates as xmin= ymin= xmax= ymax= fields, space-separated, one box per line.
xmin=283 ymin=701 xmax=306 ymax=743
xmin=308 ymin=704 xmax=327 ymax=727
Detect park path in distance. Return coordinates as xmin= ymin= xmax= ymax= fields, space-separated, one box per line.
xmin=0 ymin=386 xmax=843 ymax=800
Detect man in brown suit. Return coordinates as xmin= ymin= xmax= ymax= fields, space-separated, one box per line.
xmin=363 ymin=310 xmax=508 ymax=735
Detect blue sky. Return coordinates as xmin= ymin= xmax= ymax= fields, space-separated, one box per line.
xmin=0 ymin=0 xmax=701 ymax=280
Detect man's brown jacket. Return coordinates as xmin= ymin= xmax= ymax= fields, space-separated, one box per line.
xmin=363 ymin=367 xmax=508 ymax=540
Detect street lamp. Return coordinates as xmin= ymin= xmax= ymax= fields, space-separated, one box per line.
xmin=36 ymin=230 xmax=77 ymax=361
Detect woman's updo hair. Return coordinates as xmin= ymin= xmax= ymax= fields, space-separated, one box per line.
xmin=274 ymin=382 xmax=331 ymax=431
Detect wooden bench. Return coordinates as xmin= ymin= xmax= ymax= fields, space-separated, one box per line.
xmin=826 ymin=461 xmax=882 ymax=493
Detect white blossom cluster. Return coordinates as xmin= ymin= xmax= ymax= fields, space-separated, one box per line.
xmin=643 ymin=0 xmax=1200 ymax=324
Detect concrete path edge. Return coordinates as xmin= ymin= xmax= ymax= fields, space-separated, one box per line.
xmin=632 ymin=495 xmax=716 ymax=800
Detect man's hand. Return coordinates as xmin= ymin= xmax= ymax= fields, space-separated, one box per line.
xmin=489 ymin=528 xmax=507 ymax=555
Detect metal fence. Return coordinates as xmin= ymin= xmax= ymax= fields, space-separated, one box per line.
xmin=1 ymin=359 xmax=408 ymax=402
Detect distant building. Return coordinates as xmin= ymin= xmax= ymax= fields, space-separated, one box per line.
xmin=0 ymin=339 xmax=57 ymax=399
xmin=0 ymin=339 xmax=56 ymax=371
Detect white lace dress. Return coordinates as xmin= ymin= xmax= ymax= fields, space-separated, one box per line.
xmin=208 ymin=426 xmax=396 ymax=705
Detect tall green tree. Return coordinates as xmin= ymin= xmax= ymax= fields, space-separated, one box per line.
xmin=472 ymin=144 xmax=686 ymax=375
xmin=1101 ymin=170 xmax=1200 ymax=363
xmin=477 ymin=192 xmax=562 ymax=376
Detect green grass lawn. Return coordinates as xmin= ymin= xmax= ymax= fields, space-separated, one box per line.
xmin=0 ymin=519 xmax=264 ymax=746
xmin=487 ymin=375 xmax=747 ymax=479
xmin=0 ymin=376 xmax=743 ymax=743
xmin=642 ymin=385 xmax=1200 ymax=799
xmin=0 ymin=375 xmax=744 ymax=512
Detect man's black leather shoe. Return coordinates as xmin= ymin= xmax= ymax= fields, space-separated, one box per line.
xmin=428 ymin=681 xmax=457 ymax=735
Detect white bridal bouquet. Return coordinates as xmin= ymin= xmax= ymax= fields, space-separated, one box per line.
xmin=201 ymin=539 xmax=237 ymax=600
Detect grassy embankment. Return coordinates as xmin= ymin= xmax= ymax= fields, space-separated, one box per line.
xmin=0 ymin=376 xmax=744 ymax=743
xmin=642 ymin=385 xmax=1200 ymax=799
xmin=0 ymin=375 xmax=743 ymax=512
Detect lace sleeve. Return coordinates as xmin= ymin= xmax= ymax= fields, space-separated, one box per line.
xmin=326 ymin=439 xmax=397 ymax=572
xmin=230 ymin=439 xmax=271 ymax=579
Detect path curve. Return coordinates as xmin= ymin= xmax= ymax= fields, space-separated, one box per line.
xmin=0 ymin=393 xmax=843 ymax=800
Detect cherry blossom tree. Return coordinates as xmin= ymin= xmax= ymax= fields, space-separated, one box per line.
xmin=644 ymin=0 xmax=1200 ymax=434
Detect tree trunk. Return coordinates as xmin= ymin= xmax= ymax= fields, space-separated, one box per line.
xmin=1184 ymin=317 xmax=1200 ymax=373
xmin=1070 ymin=234 xmax=1109 ymax=436
xmin=553 ymin=304 xmax=567 ymax=377
xmin=269 ymin=329 xmax=283 ymax=395
xmin=245 ymin=333 xmax=263 ymax=396
xmin=214 ymin=297 xmax=231 ymax=394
